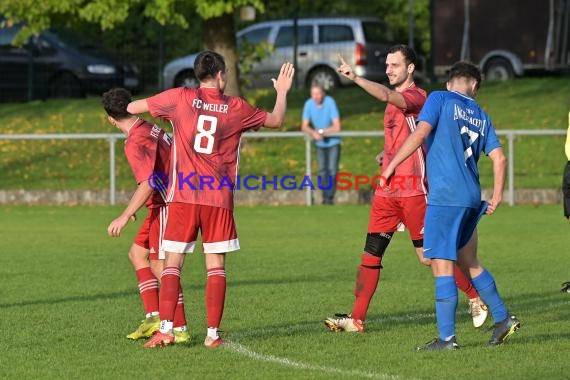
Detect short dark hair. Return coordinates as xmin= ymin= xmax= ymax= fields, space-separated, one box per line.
xmin=448 ymin=61 xmax=482 ymax=90
xmin=102 ymin=88 xmax=132 ymax=120
xmin=194 ymin=50 xmax=226 ymax=82
xmin=387 ymin=44 xmax=417 ymax=67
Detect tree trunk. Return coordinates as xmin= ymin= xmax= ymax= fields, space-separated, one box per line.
xmin=203 ymin=13 xmax=241 ymax=97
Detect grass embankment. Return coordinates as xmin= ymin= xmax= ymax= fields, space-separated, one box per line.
xmin=0 ymin=78 xmax=568 ymax=190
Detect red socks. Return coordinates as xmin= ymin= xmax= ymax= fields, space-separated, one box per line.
xmin=173 ymin=290 xmax=187 ymax=328
xmin=454 ymin=265 xmax=479 ymax=299
xmin=206 ymin=267 xmax=226 ymax=328
xmin=159 ymin=266 xmax=181 ymax=321
xmin=135 ymin=268 xmax=159 ymax=314
xmin=351 ymin=254 xmax=382 ymax=321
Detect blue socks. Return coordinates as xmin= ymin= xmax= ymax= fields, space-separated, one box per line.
xmin=434 ymin=269 xmax=508 ymax=340
xmin=435 ymin=276 xmax=458 ymax=341
xmin=471 ymin=269 xmax=508 ymax=323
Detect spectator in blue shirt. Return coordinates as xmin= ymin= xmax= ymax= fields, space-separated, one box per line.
xmin=301 ymin=84 xmax=342 ymax=205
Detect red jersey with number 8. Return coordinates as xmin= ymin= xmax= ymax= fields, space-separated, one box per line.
xmin=147 ymin=87 xmax=267 ymax=210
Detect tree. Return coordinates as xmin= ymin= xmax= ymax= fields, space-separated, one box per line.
xmin=195 ymin=0 xmax=264 ymax=96
xmin=0 ymin=0 xmax=264 ymax=96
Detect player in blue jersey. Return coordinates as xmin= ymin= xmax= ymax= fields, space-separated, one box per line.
xmin=381 ymin=61 xmax=520 ymax=350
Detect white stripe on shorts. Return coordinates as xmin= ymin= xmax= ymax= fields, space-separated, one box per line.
xmin=162 ymin=239 xmax=196 ymax=254
xmin=203 ymin=238 xmax=240 ymax=254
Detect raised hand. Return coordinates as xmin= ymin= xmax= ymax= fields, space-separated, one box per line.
xmin=337 ymin=54 xmax=356 ymax=81
xmin=272 ymin=62 xmax=295 ymax=93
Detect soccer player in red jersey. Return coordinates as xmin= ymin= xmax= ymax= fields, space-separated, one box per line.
xmin=103 ymin=88 xmax=189 ymax=343
xmin=324 ymin=45 xmax=488 ymax=333
xmin=127 ymin=51 xmax=294 ymax=348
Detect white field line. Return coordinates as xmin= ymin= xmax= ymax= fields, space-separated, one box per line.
xmin=221 ymin=298 xmax=570 ymax=379
xmin=222 ymin=313 xmax=432 ymax=380
xmin=225 ymin=340 xmax=412 ymax=380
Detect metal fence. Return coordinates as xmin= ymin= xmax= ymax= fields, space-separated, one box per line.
xmin=0 ymin=130 xmax=566 ymax=206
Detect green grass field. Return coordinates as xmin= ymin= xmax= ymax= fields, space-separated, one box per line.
xmin=0 ymin=77 xmax=569 ymax=191
xmin=1 ymin=204 xmax=569 ymax=379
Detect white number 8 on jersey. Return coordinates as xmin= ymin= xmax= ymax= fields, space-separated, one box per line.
xmin=194 ymin=115 xmax=217 ymax=154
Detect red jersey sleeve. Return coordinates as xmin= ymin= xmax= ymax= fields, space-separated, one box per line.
xmin=124 ymin=134 xmax=159 ymax=184
xmin=236 ymin=97 xmax=268 ymax=131
xmin=401 ymin=87 xmax=427 ymax=115
xmin=147 ymin=88 xmax=185 ymax=120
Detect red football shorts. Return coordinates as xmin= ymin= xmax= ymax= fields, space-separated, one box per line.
xmin=162 ymin=202 xmax=239 ymax=254
xmin=367 ymin=194 xmax=426 ymax=241
xmin=134 ymin=206 xmax=168 ymax=260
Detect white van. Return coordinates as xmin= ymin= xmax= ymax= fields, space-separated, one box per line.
xmin=162 ymin=17 xmax=394 ymax=90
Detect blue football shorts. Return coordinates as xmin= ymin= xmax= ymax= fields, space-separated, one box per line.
xmin=423 ymin=201 xmax=488 ymax=261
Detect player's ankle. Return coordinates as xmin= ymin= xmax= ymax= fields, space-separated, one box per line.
xmin=159 ymin=320 xmax=174 ymax=334
xmin=207 ymin=327 xmax=219 ymax=339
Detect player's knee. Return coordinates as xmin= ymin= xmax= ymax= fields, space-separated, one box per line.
xmin=128 ymin=246 xmax=148 ymax=266
xmin=149 ymin=260 xmax=163 ymax=281
xmin=364 ymin=232 xmax=393 ymax=258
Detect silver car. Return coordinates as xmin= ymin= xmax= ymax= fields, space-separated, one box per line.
xmin=162 ymin=17 xmax=393 ymax=90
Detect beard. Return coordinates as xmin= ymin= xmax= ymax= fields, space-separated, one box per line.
xmin=388 ymin=74 xmax=408 ymax=88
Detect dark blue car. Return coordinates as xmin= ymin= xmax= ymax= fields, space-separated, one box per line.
xmin=0 ymin=22 xmax=139 ymax=101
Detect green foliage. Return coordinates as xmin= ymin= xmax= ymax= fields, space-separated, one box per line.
xmin=0 ymin=0 xmax=270 ymax=87
xmin=195 ymin=0 xmax=264 ymax=19
xmin=77 ymin=0 xmax=134 ymax=30
xmin=0 ymin=0 xmax=81 ymax=44
xmin=238 ymin=39 xmax=274 ymax=87
xmin=0 ymin=0 xmax=264 ymax=42
xmin=141 ymin=0 xmax=189 ymax=27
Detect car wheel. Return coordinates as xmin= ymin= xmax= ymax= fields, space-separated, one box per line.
xmin=307 ymin=67 xmax=340 ymax=90
xmin=174 ymin=70 xmax=199 ymax=88
xmin=484 ymin=58 xmax=514 ymax=81
xmin=50 ymin=72 xmax=83 ymax=98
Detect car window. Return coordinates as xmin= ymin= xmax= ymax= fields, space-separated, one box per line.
xmin=274 ymin=25 xmax=313 ymax=47
xmin=33 ymin=36 xmax=57 ymax=55
xmin=318 ymin=25 xmax=354 ymax=43
xmin=0 ymin=24 xmax=22 ymax=47
xmin=239 ymin=27 xmax=271 ymax=46
xmin=362 ymin=21 xmax=392 ymax=43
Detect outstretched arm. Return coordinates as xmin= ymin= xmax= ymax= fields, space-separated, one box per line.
xmin=337 ymin=54 xmax=407 ymax=109
xmin=486 ymin=147 xmax=506 ymax=215
xmin=264 ymin=62 xmax=295 ymax=129
xmin=107 ymin=180 xmax=154 ymax=237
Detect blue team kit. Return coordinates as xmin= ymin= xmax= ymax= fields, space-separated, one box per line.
xmin=419 ymin=90 xmax=500 ymax=260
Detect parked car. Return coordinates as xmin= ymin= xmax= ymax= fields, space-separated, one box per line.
xmin=0 ymin=22 xmax=140 ymax=101
xmin=163 ymin=17 xmax=395 ymax=90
